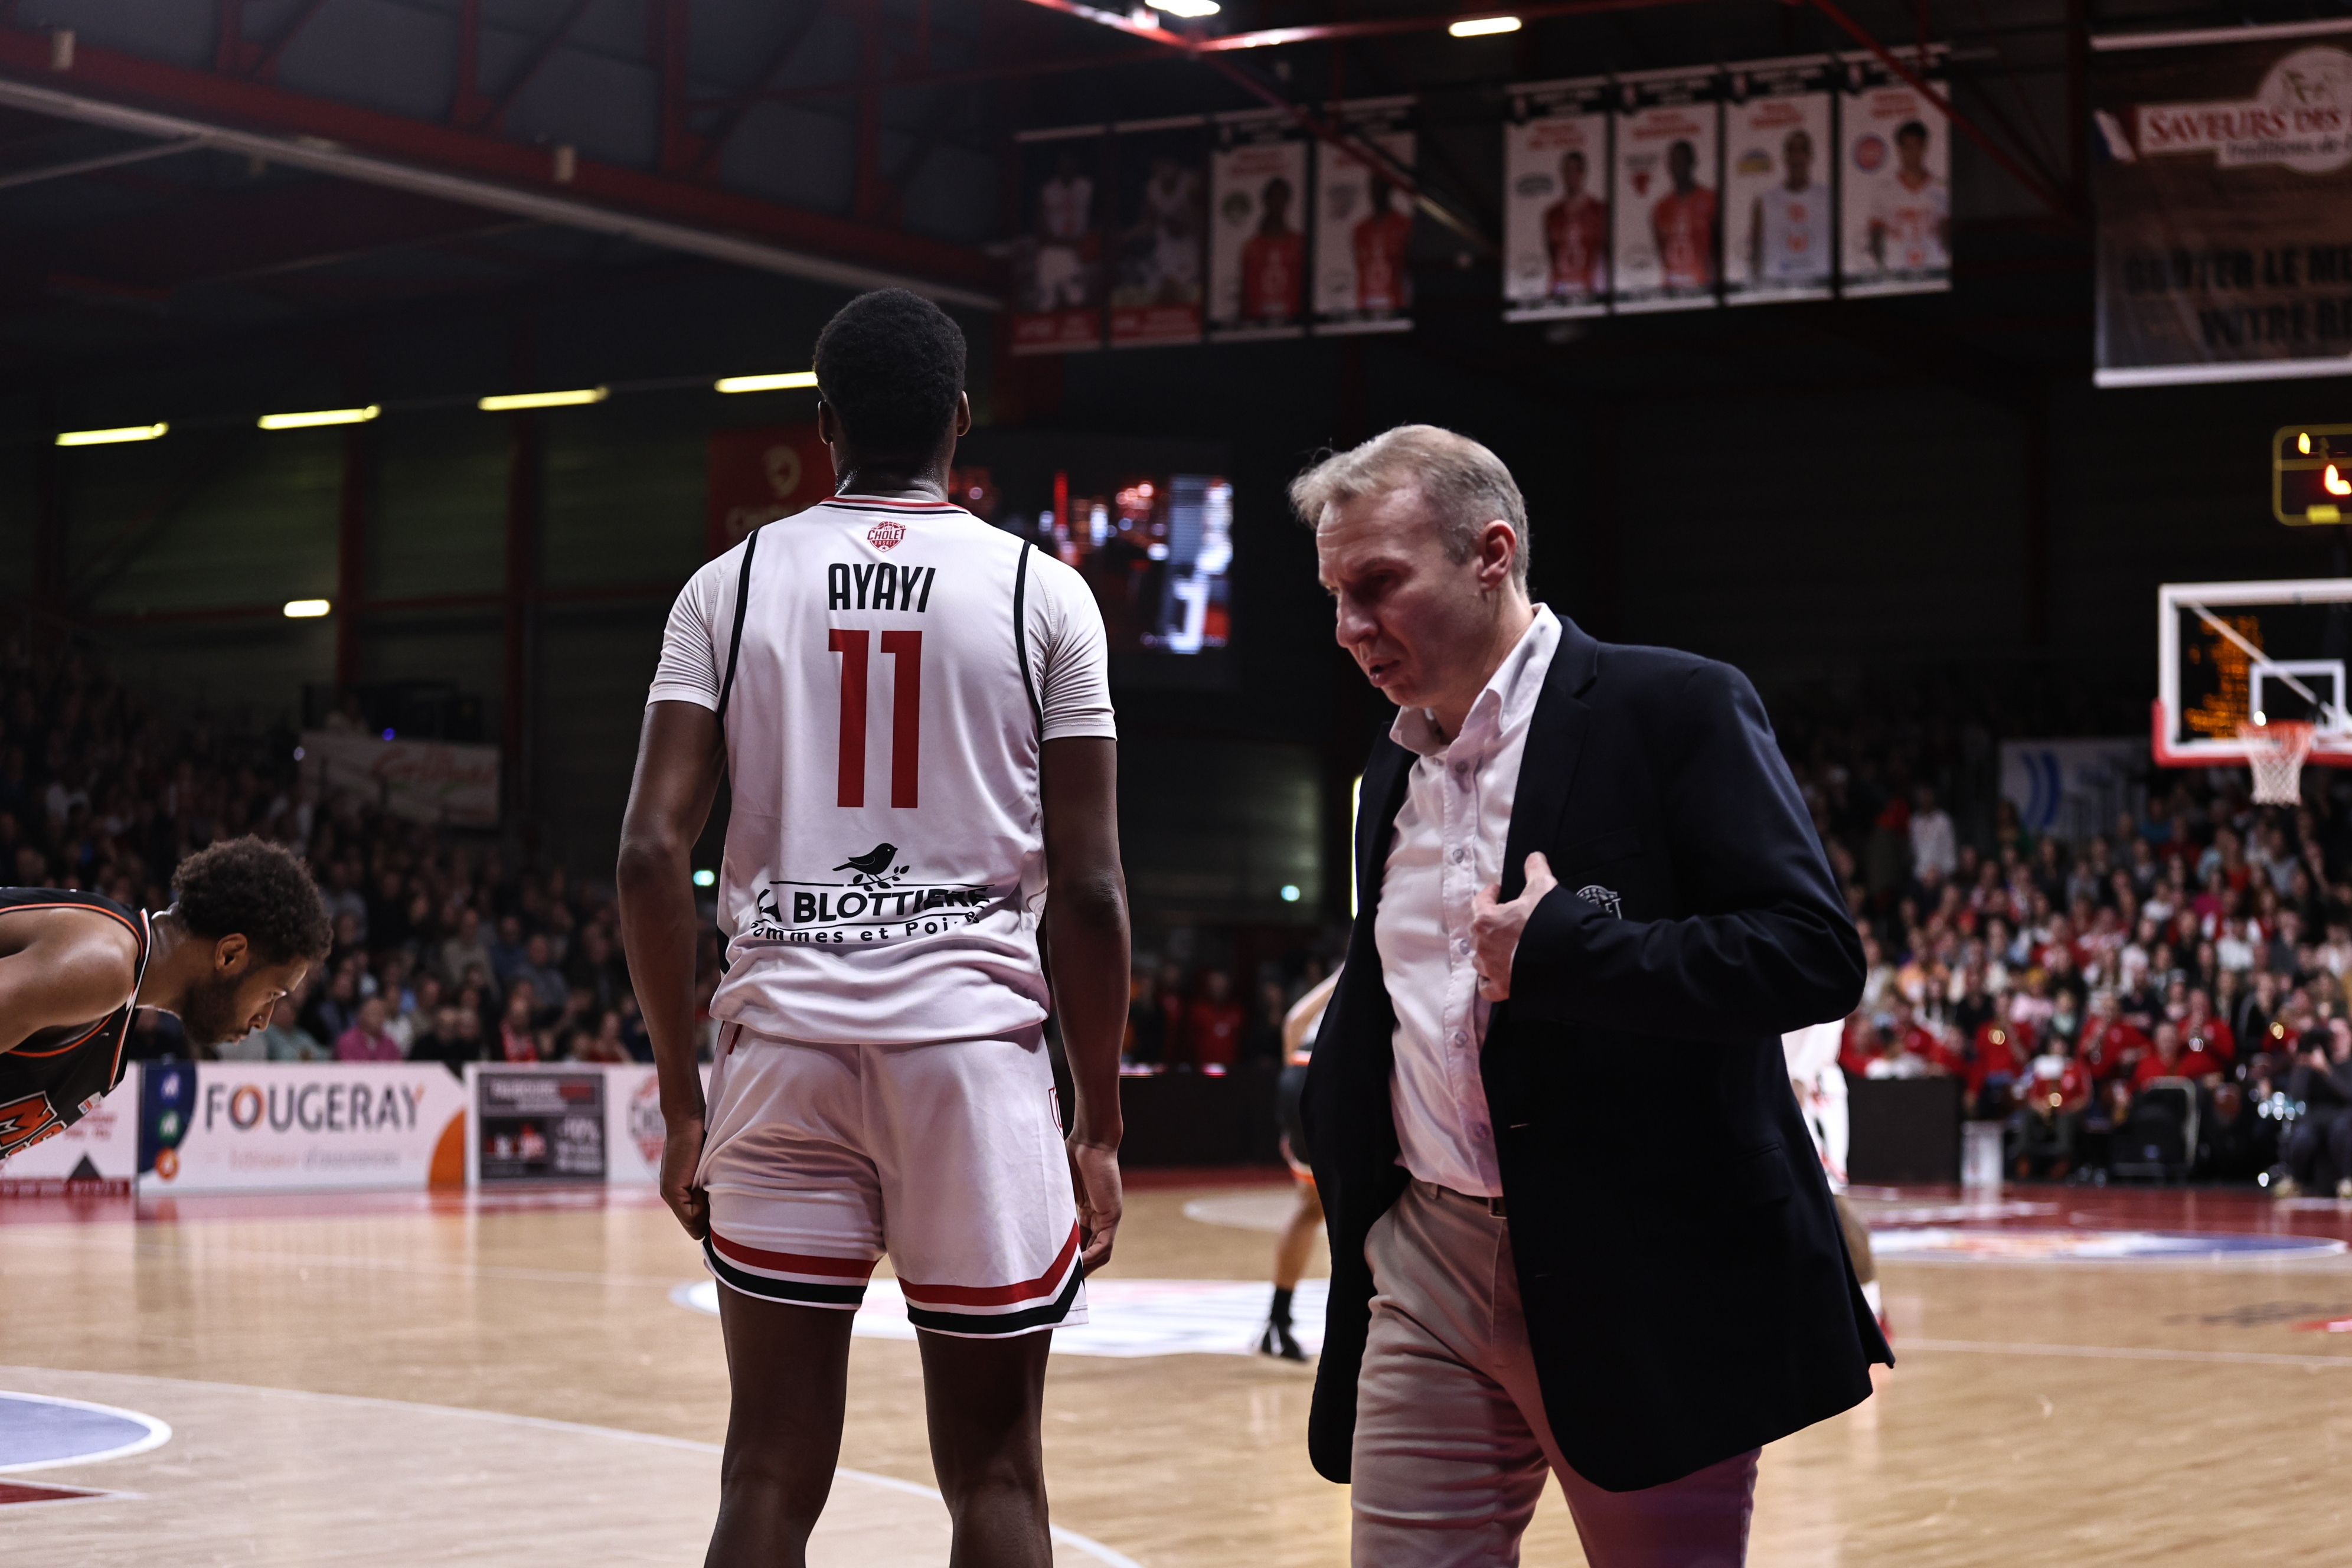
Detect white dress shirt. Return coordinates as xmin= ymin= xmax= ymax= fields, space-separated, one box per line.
xmin=1374 ymin=605 xmax=1562 ymax=1198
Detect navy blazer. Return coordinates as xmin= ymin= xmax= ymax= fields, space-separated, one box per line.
xmin=1302 ymin=614 xmax=1891 ymax=1493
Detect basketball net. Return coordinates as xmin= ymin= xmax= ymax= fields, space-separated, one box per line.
xmin=2239 ymin=720 xmax=2317 ymax=805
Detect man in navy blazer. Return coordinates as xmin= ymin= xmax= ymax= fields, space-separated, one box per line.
xmin=1294 ymin=425 xmax=1888 ymax=1567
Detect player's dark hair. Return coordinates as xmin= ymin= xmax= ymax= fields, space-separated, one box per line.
xmin=1895 ymin=119 xmax=1929 ymax=142
xmin=172 ymin=837 xmax=334 ymax=965
xmin=812 ymin=289 xmax=966 ymax=462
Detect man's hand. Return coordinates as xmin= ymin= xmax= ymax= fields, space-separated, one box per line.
xmin=1472 ymin=852 xmax=1559 ymax=1003
xmin=660 ymin=1114 xmax=710 ymax=1241
xmin=1068 ymin=1138 xmax=1122 ymax=1275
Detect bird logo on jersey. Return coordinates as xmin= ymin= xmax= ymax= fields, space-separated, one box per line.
xmin=866 ymin=519 xmax=907 ymax=551
xmin=832 ymin=842 xmax=903 ymax=888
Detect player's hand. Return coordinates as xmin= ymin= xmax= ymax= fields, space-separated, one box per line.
xmin=1472 ymin=852 xmax=1559 ymax=1002
xmin=660 ymin=1115 xmax=710 ymax=1241
xmin=1067 ymin=1137 xmax=1122 ymax=1276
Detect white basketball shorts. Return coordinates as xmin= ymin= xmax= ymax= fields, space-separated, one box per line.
xmin=695 ymin=1022 xmax=1087 ymax=1338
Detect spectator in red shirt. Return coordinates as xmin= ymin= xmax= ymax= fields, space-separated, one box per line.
xmin=2132 ymin=1022 xmax=2221 ymax=1090
xmin=1184 ymin=968 xmax=1246 ymax=1069
xmin=335 ymin=995 xmax=403 ymax=1063
xmin=1968 ymin=1017 xmax=2030 ymax=1114
xmin=2075 ymin=991 xmax=2150 ymax=1084
xmin=2183 ymin=988 xmax=2235 ymax=1066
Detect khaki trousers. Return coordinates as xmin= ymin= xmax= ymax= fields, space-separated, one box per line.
xmin=1351 ymin=1180 xmax=1759 ymax=1568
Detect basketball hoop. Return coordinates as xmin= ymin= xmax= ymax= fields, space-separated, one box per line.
xmin=2239 ymin=720 xmax=2318 ymax=805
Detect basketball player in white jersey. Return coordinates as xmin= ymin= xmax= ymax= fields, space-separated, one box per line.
xmin=618 ymin=289 xmax=1130 ymax=1568
xmin=1867 ymin=120 xmax=1951 ymax=275
xmin=1746 ymin=126 xmax=1830 ymax=289
xmin=1782 ymin=1017 xmax=1884 ymax=1338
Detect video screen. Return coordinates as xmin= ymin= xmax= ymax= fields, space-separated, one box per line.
xmin=949 ymin=431 xmax=1234 ymax=683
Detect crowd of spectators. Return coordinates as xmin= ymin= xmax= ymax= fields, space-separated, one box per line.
xmin=0 ymin=624 xmax=727 ymax=1075
xmin=17 ymin=615 xmax=2352 ymax=1191
xmin=1788 ymin=722 xmax=2351 ymax=1189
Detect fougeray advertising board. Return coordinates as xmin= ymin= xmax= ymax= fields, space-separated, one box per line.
xmin=140 ymin=1062 xmax=468 ymax=1193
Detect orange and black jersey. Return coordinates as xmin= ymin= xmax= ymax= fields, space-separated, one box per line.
xmin=0 ymin=887 xmax=151 ymax=1159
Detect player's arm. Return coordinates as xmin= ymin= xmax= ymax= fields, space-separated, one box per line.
xmin=616 ymin=698 xmax=725 ymax=1240
xmin=1280 ymin=970 xmax=1340 ymax=1059
xmin=1040 ymin=735 xmax=1129 ymax=1273
xmin=0 ymin=914 xmax=139 ymax=1053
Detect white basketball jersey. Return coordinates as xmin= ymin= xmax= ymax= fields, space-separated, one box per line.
xmin=1758 ymin=183 xmax=1830 ymax=282
xmin=650 ymin=495 xmax=1114 ymax=1046
xmin=1871 ymin=177 xmax=1949 ymax=271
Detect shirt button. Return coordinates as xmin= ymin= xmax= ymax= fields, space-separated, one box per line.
xmin=1452 ymin=1031 xmax=1468 ymax=1047
xmin=1451 ymin=848 xmax=1468 ymax=864
xmin=1453 ymin=762 xmax=1469 ymax=776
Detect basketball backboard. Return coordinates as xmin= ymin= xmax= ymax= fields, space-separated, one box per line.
xmin=2155 ymin=580 xmax=2352 ymax=767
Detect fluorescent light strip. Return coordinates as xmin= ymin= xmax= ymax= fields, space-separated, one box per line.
xmin=714 ymin=371 xmax=819 ymax=393
xmin=259 ymin=404 xmax=380 ymax=431
xmin=283 ymin=599 xmax=332 ymax=619
xmin=477 ymin=387 xmax=609 ymax=411
xmin=1152 ymin=0 xmax=1220 ymax=15
xmin=56 ymin=422 xmax=168 ymax=447
xmin=1449 ymin=14 xmax=1521 ymax=34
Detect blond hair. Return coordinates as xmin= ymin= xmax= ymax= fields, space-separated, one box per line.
xmin=1289 ymin=424 xmax=1529 ymax=587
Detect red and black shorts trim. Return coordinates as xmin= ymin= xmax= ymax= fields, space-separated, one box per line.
xmin=703 ymin=1231 xmax=878 ymax=1308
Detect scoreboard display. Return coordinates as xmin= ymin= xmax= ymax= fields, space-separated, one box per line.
xmin=2275 ymin=425 xmax=2352 ymax=526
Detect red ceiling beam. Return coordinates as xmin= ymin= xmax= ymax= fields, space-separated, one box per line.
xmin=0 ymin=22 xmax=998 ymax=297
xmin=479 ymin=0 xmax=593 ymax=131
xmin=249 ymin=0 xmax=338 ymax=81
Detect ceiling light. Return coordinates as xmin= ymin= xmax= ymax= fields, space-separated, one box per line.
xmin=283 ymin=599 xmax=332 ymax=618
xmin=56 ymin=422 xmax=168 ymax=447
xmin=477 ymin=387 xmax=608 ymax=411
xmin=1153 ymin=0 xmax=1221 ymax=15
xmin=1448 ymin=14 xmax=1521 ymax=34
xmin=259 ymin=404 xmax=380 ymax=430
xmin=714 ymin=371 xmax=818 ymax=393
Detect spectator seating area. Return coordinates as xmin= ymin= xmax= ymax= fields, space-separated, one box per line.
xmin=1787 ymin=720 xmax=2346 ymax=1190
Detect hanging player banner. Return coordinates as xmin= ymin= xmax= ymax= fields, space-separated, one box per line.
xmin=1501 ymin=79 xmax=1613 ymax=321
xmin=1109 ymin=116 xmax=1208 ymax=349
xmin=1612 ymin=71 xmax=1723 ymax=313
xmin=1838 ymin=48 xmax=1952 ymax=298
xmin=1207 ymin=110 xmax=1310 ymax=341
xmin=1010 ymin=125 xmax=1107 ymax=355
xmin=2090 ymin=21 xmax=2352 ymax=387
xmin=1723 ymin=59 xmax=1837 ymax=305
xmin=706 ymin=423 xmax=831 ymax=557
xmin=300 ymin=729 xmax=500 ymax=828
xmin=1312 ymin=97 xmax=1417 ymax=335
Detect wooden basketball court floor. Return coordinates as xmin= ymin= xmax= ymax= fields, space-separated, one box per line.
xmin=6 ymin=1175 xmax=2351 ymax=1566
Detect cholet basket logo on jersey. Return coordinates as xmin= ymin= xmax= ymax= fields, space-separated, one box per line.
xmin=746 ymin=841 xmax=1000 ymax=948
xmin=865 ymin=518 xmax=907 ymax=551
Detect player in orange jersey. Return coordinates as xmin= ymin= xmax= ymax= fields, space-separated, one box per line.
xmin=1649 ymin=139 xmax=1718 ymax=292
xmin=1352 ymin=175 xmax=1413 ymax=315
xmin=1543 ymin=148 xmax=1608 ymax=300
xmin=1240 ymin=177 xmax=1305 ymax=324
xmin=1 ymin=839 xmax=329 ymax=1159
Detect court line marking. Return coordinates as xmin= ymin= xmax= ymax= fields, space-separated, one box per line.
xmin=5 ymin=1230 xmax=690 ymax=1289
xmin=0 ymin=1365 xmax=1143 ymax=1568
xmin=0 ymin=1390 xmax=172 ymax=1473
xmin=1900 ymin=1337 xmax=2352 ymax=1370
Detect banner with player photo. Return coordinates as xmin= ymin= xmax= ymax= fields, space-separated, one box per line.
xmin=1501 ymin=79 xmax=1613 ymax=321
xmin=1109 ymin=116 xmax=1208 ymax=349
xmin=1208 ymin=111 xmax=1311 ymax=341
xmin=1722 ymin=60 xmax=1837 ymax=305
xmin=707 ymin=422 xmax=831 ymax=557
xmin=1312 ymin=98 xmax=1417 ymax=335
xmin=2090 ymin=21 xmax=2352 ymax=387
xmin=1838 ymin=49 xmax=1952 ymax=298
xmin=1612 ymin=71 xmax=1723 ymax=313
xmin=1010 ymin=125 xmax=1107 ymax=355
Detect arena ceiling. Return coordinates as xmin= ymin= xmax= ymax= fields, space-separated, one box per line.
xmin=0 ymin=0 xmax=2305 ymax=381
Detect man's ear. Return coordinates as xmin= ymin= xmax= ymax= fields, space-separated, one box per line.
xmin=214 ymin=932 xmax=251 ymax=975
xmin=816 ymin=399 xmax=838 ymax=445
xmin=953 ymin=390 xmax=973 ymax=437
xmin=1478 ymin=520 xmax=1519 ymax=590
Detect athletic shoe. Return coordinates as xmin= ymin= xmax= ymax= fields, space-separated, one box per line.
xmin=1256 ymin=1319 xmax=1306 ymax=1361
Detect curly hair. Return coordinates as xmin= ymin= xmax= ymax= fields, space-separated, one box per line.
xmin=172 ymin=837 xmax=334 ymax=965
xmin=812 ymin=288 xmax=966 ymax=462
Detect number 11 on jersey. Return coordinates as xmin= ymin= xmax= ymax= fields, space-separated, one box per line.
xmin=829 ymin=629 xmax=922 ymax=808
